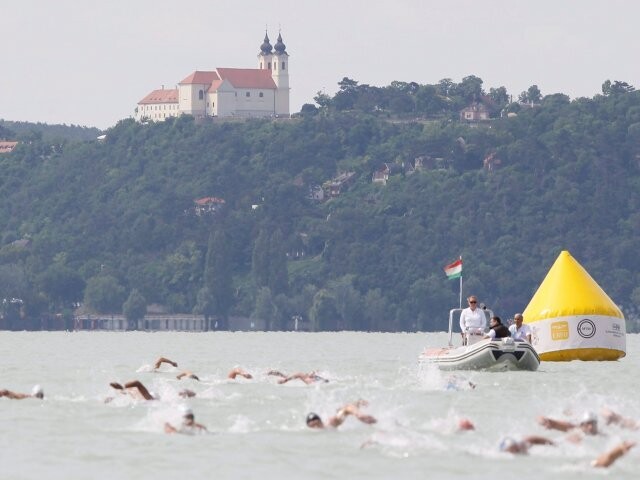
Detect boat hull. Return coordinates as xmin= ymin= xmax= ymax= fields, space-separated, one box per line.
xmin=419 ymin=339 xmax=540 ymax=371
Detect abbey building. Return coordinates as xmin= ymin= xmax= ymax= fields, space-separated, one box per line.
xmin=135 ymin=32 xmax=290 ymax=122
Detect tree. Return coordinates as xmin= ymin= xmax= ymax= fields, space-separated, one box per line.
xmin=252 ymin=286 xmax=278 ymax=330
xmin=36 ymin=264 xmax=85 ymax=310
xmin=203 ymin=230 xmax=233 ymax=329
xmin=83 ymin=275 xmax=126 ymax=314
xmin=123 ymin=289 xmax=147 ymax=326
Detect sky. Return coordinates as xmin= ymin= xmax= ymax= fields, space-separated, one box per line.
xmin=1 ymin=0 xmax=639 ymax=130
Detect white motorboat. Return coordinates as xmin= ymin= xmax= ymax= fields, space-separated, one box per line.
xmin=419 ymin=308 xmax=540 ymax=371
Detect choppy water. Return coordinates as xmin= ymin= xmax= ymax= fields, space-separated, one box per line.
xmin=1 ymin=331 xmax=639 ymax=479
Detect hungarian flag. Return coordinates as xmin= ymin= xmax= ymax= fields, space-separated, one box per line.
xmin=444 ymin=258 xmax=462 ymax=279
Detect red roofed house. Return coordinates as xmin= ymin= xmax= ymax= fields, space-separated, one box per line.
xmin=194 ymin=197 xmax=226 ymax=216
xmin=135 ymin=32 xmax=289 ymax=122
xmin=0 ymin=141 xmax=18 ymax=154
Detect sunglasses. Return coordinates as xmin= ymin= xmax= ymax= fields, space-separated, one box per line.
xmin=469 ymin=301 xmax=477 ymax=304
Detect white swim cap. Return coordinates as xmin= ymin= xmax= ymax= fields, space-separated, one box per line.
xmin=31 ymin=385 xmax=43 ymax=396
xmin=499 ymin=437 xmax=517 ymax=452
xmin=180 ymin=405 xmax=193 ymax=417
xmin=581 ymin=411 xmax=597 ymax=424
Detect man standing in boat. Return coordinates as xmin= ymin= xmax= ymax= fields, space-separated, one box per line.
xmin=459 ymin=295 xmax=487 ymax=345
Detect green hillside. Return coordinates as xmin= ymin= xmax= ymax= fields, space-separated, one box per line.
xmin=1 ymin=77 xmax=639 ymax=331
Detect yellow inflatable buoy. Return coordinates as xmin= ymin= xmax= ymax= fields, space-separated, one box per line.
xmin=523 ymin=250 xmax=626 ymax=361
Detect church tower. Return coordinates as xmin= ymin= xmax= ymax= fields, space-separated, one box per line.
xmin=272 ymin=32 xmax=290 ymax=117
xmin=257 ymin=32 xmax=273 ymax=71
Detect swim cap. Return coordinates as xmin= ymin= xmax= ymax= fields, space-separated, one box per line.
xmin=581 ymin=411 xmax=597 ymax=425
xmin=499 ymin=437 xmax=517 ymax=452
xmin=180 ymin=405 xmax=193 ymax=417
xmin=306 ymin=412 xmax=321 ymax=424
xmin=31 ymin=385 xmax=43 ymax=397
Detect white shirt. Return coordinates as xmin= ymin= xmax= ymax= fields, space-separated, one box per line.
xmin=509 ymin=323 xmax=532 ymax=342
xmin=459 ymin=307 xmax=487 ymax=333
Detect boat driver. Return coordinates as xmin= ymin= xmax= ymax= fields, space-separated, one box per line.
xmin=459 ymin=295 xmax=487 ymax=345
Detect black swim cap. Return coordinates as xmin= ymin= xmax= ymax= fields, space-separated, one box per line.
xmin=306 ymin=412 xmax=321 ymax=424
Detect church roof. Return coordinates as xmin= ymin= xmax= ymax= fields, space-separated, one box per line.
xmin=137 ymin=88 xmax=178 ymax=105
xmin=216 ymin=68 xmax=277 ymax=89
xmin=179 ymin=70 xmax=220 ymax=85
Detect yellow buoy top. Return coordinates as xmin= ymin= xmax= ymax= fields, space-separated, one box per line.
xmin=523 ymin=250 xmax=623 ymax=322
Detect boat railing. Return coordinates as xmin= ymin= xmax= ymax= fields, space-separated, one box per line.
xmin=447 ymin=307 xmax=494 ymax=347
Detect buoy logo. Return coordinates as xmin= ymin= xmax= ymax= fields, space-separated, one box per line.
xmin=551 ymin=321 xmax=569 ymax=341
xmin=577 ymin=319 xmax=596 ymax=338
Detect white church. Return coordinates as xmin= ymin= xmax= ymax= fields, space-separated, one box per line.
xmin=135 ymin=32 xmax=290 ymax=122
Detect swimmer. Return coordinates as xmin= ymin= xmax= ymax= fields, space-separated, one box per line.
xmin=153 ymin=357 xmax=178 ymax=370
xmin=537 ymin=411 xmax=599 ymax=443
xmin=176 ymin=370 xmax=200 ymax=381
xmin=228 ymin=367 xmax=253 ymax=380
xmin=591 ymin=440 xmax=635 ymax=468
xmin=164 ymin=406 xmax=208 ymax=434
xmin=601 ymin=407 xmax=639 ymax=430
xmin=0 ymin=385 xmax=44 ymax=400
xmin=306 ymin=400 xmax=376 ymax=429
xmin=109 ymin=380 xmax=157 ymax=401
xmin=499 ymin=435 xmax=555 ymax=454
xmin=178 ymin=389 xmax=196 ymax=398
xmin=269 ymin=370 xmax=328 ymax=385
xmin=457 ymin=418 xmax=475 ymax=431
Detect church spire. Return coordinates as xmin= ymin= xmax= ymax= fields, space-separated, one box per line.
xmin=274 ymin=32 xmax=287 ymax=55
xmin=259 ymin=31 xmax=273 ymax=55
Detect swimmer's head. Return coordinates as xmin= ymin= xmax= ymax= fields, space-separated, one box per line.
xmin=306 ymin=412 xmax=323 ymax=428
xmin=31 ymin=385 xmax=44 ymax=398
xmin=499 ymin=437 xmax=525 ymax=454
xmin=180 ymin=405 xmax=194 ymax=419
xmin=458 ymin=418 xmax=475 ymax=431
xmin=579 ymin=411 xmax=598 ymax=434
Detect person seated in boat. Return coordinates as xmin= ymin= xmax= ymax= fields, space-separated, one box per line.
xmin=459 ymin=295 xmax=487 ymax=345
xmin=0 ymin=385 xmax=44 ymax=400
xmin=509 ymin=313 xmax=532 ymax=342
xmin=484 ymin=316 xmax=510 ymax=340
xmin=306 ymin=400 xmax=376 ymax=429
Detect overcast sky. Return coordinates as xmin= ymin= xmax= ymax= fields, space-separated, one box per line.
xmin=2 ymin=0 xmax=639 ymax=130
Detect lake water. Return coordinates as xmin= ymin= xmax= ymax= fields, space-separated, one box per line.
xmin=1 ymin=331 xmax=638 ymax=479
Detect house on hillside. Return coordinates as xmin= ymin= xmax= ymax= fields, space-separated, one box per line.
xmin=194 ymin=197 xmax=226 ymax=216
xmin=483 ymin=152 xmax=502 ymax=171
xmin=0 ymin=141 xmax=18 ymax=154
xmin=460 ymin=102 xmax=490 ymax=122
xmin=322 ymin=171 xmax=356 ymax=198
xmin=135 ymin=31 xmax=290 ymax=121
xmin=372 ymin=163 xmax=403 ymax=185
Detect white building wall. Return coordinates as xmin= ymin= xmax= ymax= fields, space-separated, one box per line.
xmin=179 ymin=84 xmax=208 ymax=116
xmin=137 ymin=103 xmax=180 ymax=122
xmin=234 ymin=88 xmax=275 ymax=117
xmin=272 ymin=53 xmax=290 ymax=116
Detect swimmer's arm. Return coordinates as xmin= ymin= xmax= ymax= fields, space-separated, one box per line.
xmin=164 ymin=423 xmax=178 ymax=434
xmin=524 ymin=435 xmax=554 ymax=446
xmin=124 ymin=380 xmax=154 ymax=400
xmin=154 ymin=357 xmax=178 ymax=369
xmin=537 ymin=416 xmax=574 ymax=432
xmin=592 ymin=441 xmax=635 ymax=468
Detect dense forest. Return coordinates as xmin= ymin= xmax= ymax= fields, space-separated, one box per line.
xmin=1 ymin=76 xmax=639 ymax=332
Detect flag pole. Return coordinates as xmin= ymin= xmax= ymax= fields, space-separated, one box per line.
xmin=458 ymin=255 xmax=463 ymax=309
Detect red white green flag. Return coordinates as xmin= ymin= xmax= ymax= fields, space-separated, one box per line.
xmin=444 ymin=258 xmax=462 ymax=280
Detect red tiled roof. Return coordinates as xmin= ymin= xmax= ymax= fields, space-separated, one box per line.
xmin=138 ymin=89 xmax=178 ymax=105
xmin=195 ymin=197 xmax=226 ymax=205
xmin=179 ymin=71 xmax=220 ymax=85
xmin=216 ymin=68 xmax=276 ymax=89
xmin=0 ymin=141 xmax=18 ymax=153
xmin=208 ymin=79 xmax=224 ymax=92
